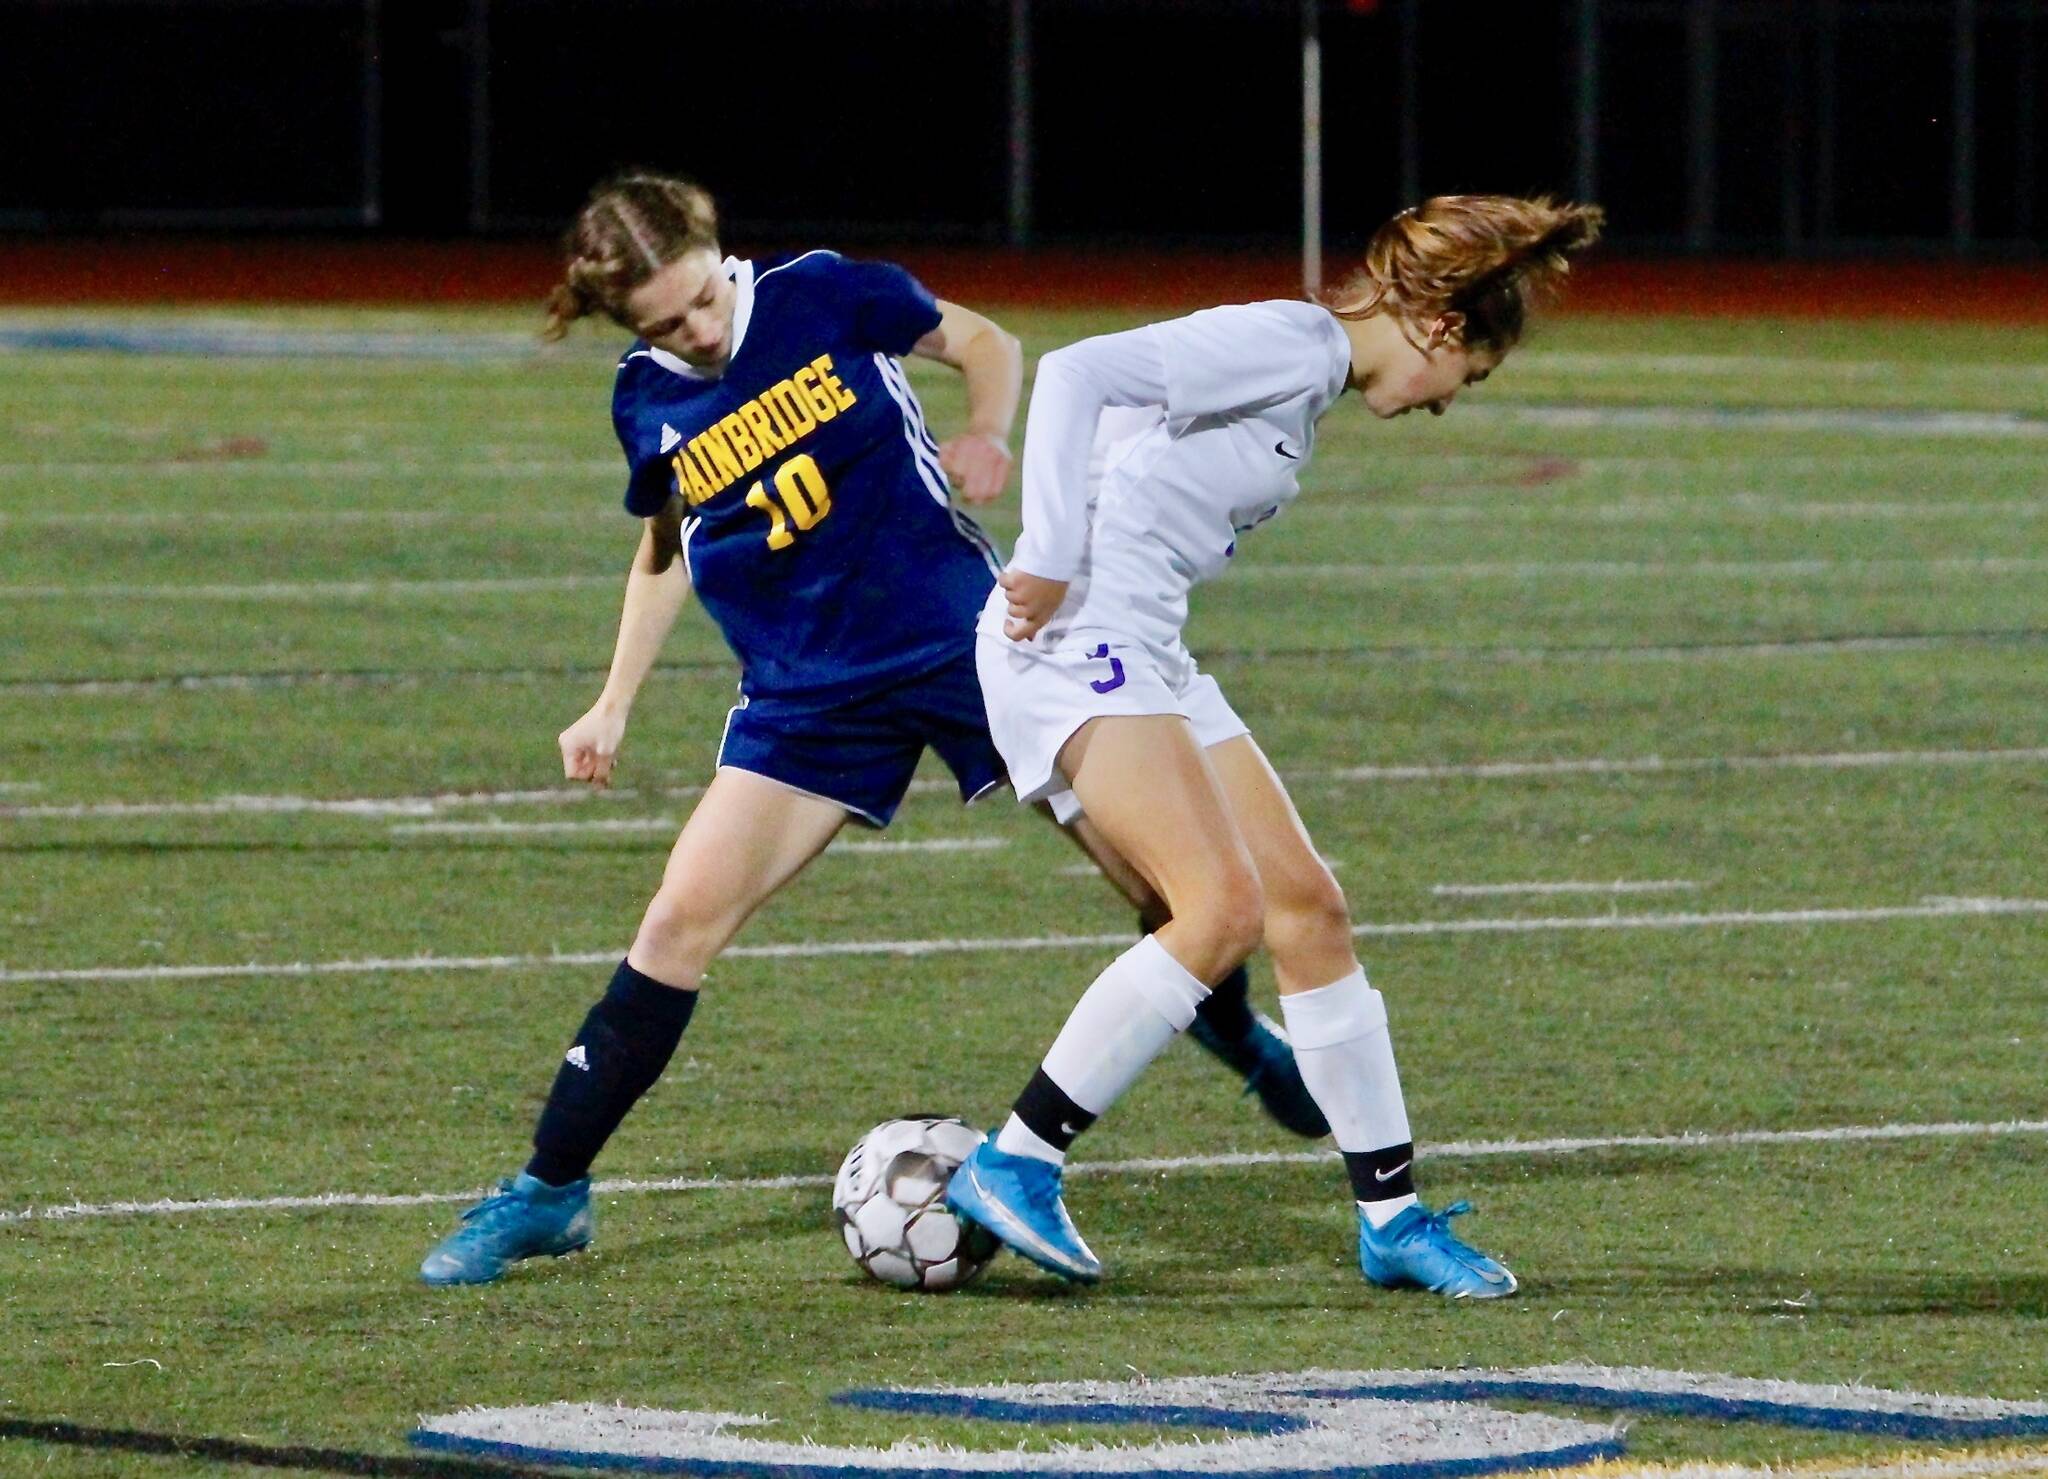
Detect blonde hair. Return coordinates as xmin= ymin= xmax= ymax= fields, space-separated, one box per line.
xmin=542 ymin=171 xmax=720 ymax=341
xmin=1324 ymin=194 xmax=1605 ymax=350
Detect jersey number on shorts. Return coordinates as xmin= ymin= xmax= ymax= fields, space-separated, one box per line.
xmin=1087 ymin=643 xmax=1127 ymax=694
xmin=744 ymin=453 xmax=834 ymax=550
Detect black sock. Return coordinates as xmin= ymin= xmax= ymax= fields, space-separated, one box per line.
xmin=526 ymin=959 xmax=697 ymax=1187
xmin=1342 ymin=1141 xmax=1417 ymax=1204
xmin=1011 ymin=1067 xmax=1097 ymax=1155
xmin=1192 ymin=961 xmax=1255 ymax=1041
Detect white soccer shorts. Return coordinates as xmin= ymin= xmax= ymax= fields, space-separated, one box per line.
xmin=976 ymin=631 xmax=1250 ymax=824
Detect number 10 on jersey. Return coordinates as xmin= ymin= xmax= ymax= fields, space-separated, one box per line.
xmin=745 ymin=454 xmax=833 ymax=550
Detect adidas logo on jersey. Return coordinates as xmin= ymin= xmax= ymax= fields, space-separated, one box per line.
xmin=659 ymin=423 xmax=682 ymax=454
xmin=564 ymin=1045 xmax=590 ymax=1071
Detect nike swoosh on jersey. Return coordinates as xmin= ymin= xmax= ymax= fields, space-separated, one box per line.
xmin=1274 ymin=440 xmax=1300 ymax=460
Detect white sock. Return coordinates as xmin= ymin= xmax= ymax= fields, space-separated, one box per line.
xmin=994 ymin=1115 xmax=1065 ymax=1164
xmin=994 ymin=935 xmax=1208 ymax=1164
xmin=1355 ymin=1196 xmax=1415 ymax=1229
xmin=1278 ymin=968 xmax=1418 ymax=1225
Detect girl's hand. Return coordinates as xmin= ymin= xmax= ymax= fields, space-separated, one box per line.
xmin=1000 ymin=568 xmax=1069 ymax=641
xmin=560 ymin=702 xmax=628 ymax=788
xmin=939 ymin=431 xmax=1012 ymax=505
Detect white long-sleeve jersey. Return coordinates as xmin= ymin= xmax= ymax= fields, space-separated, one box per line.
xmin=980 ymin=299 xmax=1353 ymax=664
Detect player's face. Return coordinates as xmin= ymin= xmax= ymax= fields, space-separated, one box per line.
xmin=625 ymin=247 xmax=736 ymax=367
xmin=1364 ymin=317 xmax=1505 ymax=420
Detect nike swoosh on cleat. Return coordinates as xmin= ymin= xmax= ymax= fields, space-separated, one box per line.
xmin=963 ymin=1166 xmax=1092 ymax=1279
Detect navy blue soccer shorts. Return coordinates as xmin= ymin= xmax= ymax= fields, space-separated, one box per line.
xmin=715 ymin=647 xmax=1007 ymax=827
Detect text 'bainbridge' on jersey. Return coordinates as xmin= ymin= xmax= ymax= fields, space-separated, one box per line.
xmin=671 ymin=354 xmax=859 ymax=506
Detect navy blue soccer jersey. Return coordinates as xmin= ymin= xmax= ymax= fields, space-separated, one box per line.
xmin=609 ymin=251 xmax=1000 ymax=703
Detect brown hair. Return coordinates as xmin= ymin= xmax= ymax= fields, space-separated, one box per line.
xmin=1323 ymin=194 xmax=1605 ymax=351
xmin=542 ymin=171 xmax=721 ymax=341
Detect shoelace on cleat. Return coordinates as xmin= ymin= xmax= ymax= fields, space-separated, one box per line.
xmin=458 ymin=1179 xmax=522 ymax=1225
xmin=1410 ymin=1201 xmax=1496 ymax=1267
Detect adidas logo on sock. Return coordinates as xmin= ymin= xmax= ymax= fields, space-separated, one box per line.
xmin=565 ymin=1045 xmax=590 ymax=1071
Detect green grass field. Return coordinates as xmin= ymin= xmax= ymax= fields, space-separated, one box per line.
xmin=2 ymin=303 xmax=2045 ymax=1478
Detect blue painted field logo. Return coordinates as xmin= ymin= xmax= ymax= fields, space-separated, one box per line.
xmin=411 ymin=1364 xmax=2048 ymax=1476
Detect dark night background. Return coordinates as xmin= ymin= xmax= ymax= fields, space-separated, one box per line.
xmin=4 ymin=0 xmax=2043 ymax=253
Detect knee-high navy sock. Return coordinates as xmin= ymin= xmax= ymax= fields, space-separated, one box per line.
xmin=1192 ymin=961 xmax=1255 ymax=1041
xmin=527 ymin=960 xmax=697 ymax=1187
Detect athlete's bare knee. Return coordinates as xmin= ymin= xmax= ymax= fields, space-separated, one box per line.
xmin=1267 ymin=872 xmax=1352 ymax=957
xmin=630 ymin=890 xmax=721 ymax=988
xmin=1152 ymin=862 xmax=1261 ymax=981
xmin=1199 ymin=869 xmax=1267 ymax=967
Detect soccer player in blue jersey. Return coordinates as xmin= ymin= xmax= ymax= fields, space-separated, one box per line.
xmin=420 ymin=172 xmax=1321 ymax=1286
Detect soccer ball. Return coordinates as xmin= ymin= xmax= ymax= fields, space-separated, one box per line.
xmin=832 ymin=1116 xmax=1000 ymax=1292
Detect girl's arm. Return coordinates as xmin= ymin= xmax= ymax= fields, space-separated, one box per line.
xmin=1000 ymin=305 xmax=1342 ymax=639
xmin=559 ymin=498 xmax=693 ymax=788
xmin=996 ymin=328 xmax=1171 ymax=638
xmin=910 ymin=300 xmax=1023 ymax=505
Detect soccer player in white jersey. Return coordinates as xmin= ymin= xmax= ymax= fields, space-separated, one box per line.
xmin=947 ymin=195 xmax=1604 ymax=1297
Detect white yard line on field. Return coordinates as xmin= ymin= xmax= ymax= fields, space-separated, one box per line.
xmin=1521 ymin=350 xmax=2048 ymax=381
xmin=12 ymin=633 xmax=2047 ymax=697
xmin=1232 ymin=556 xmax=2048 ymax=583
xmin=389 ymin=816 xmax=679 ymax=836
xmin=833 ymin=837 xmax=1007 ymax=854
xmin=0 ymin=787 xmax=599 ymax=820
xmin=0 ymin=575 xmax=615 ymax=601
xmin=0 ymin=508 xmax=604 ymax=528
xmin=0 ymin=459 xmax=616 ymax=478
xmin=2 ymin=1118 xmax=2041 ymax=1226
xmin=2 ymin=896 xmax=2043 ymax=987
xmin=8 ymin=745 xmax=2047 ymax=822
xmin=386 ymin=818 xmax=1006 ymax=854
xmin=6 ymin=497 xmax=2047 ymax=529
xmin=1463 ymin=404 xmax=2048 ymax=438
xmin=1321 ymin=746 xmax=2048 ymax=782
xmin=1287 ymin=497 xmax=2048 ymax=525
xmin=8 ymin=557 xmax=2048 ymax=602
xmin=1432 ymin=880 xmax=1700 ymax=898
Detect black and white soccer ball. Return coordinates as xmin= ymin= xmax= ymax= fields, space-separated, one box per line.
xmin=832 ymin=1116 xmax=999 ymax=1292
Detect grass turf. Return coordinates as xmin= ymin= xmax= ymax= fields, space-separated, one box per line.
xmin=1 ymin=305 xmax=2044 ymax=1476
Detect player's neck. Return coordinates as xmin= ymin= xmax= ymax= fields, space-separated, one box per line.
xmin=1334 ymin=311 xmax=1414 ymax=396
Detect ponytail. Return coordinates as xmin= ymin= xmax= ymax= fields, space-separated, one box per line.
xmin=1324 ymin=195 xmax=1604 ymax=350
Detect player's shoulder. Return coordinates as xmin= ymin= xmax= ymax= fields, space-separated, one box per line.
xmin=752 ymin=247 xmax=852 ymax=294
xmin=756 ymin=248 xmax=924 ymax=300
xmin=1163 ymin=300 xmax=1348 ymax=384
xmin=612 ymin=340 xmax=719 ymax=400
xmin=1173 ymin=298 xmax=1338 ymax=341
xmin=610 ymin=341 xmax=720 ymax=461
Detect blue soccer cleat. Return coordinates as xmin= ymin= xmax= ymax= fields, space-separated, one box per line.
xmin=1188 ymin=1012 xmax=1330 ymax=1139
xmin=945 ymin=1139 xmax=1101 ymax=1284
xmin=1358 ymin=1200 xmax=1518 ymax=1299
xmin=419 ymin=1172 xmax=593 ymax=1287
